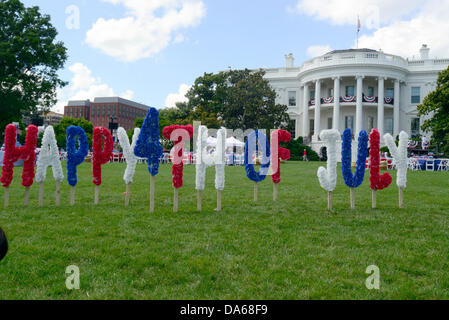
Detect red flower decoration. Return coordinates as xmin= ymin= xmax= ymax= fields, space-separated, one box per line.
xmin=1 ymin=124 xmax=38 ymax=188
xmin=92 ymin=127 xmax=114 ymax=186
xmin=271 ymin=130 xmax=291 ymax=184
xmin=162 ymin=125 xmax=193 ymax=189
xmin=369 ymin=129 xmax=392 ymax=190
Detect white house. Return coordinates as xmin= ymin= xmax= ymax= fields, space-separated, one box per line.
xmin=263 ymin=45 xmax=449 ymax=154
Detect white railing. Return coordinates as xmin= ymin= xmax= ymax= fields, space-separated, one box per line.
xmin=299 ymin=51 xmax=408 ymax=73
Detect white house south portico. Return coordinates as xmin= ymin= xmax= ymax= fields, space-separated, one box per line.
xmin=264 ymin=46 xmax=449 ymax=155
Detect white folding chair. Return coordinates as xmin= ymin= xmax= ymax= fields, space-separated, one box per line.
xmin=426 ymin=159 xmax=435 ymax=171
xmin=438 ymin=159 xmax=449 ymax=172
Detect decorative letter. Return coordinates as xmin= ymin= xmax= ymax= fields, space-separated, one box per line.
xmin=369 ymin=129 xmax=392 ymax=208
xmin=92 ymin=127 xmax=113 ymax=186
xmin=1 ymin=124 xmax=38 ymax=188
xmin=384 ymin=131 xmax=409 ymax=208
xmin=317 ymin=129 xmax=340 ymax=210
xmin=195 ymin=126 xmax=227 ymax=210
xmin=66 ymin=126 xmax=89 ymax=205
xmin=163 ymin=124 xmax=193 ymax=212
xmin=245 ymin=130 xmax=270 ymax=202
xmin=134 ymin=108 xmax=163 ymax=176
xmin=36 ymin=126 xmax=64 ymax=206
xmin=1 ymin=124 xmax=37 ymax=207
xmin=341 ymin=129 xmax=369 ymax=208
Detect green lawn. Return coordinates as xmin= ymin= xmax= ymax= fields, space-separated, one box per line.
xmin=0 ymin=161 xmax=448 ymax=299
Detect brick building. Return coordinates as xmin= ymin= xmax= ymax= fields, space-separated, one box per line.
xmin=64 ymin=97 xmax=150 ymax=131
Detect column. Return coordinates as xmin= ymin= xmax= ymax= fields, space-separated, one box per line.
xmin=314 ymin=79 xmax=321 ymax=140
xmin=355 ymin=75 xmax=364 ymax=137
xmin=393 ymin=79 xmax=400 ymax=138
xmin=302 ymin=83 xmax=310 ymax=138
xmin=332 ymin=77 xmax=340 ymax=131
xmin=377 ymin=77 xmax=385 ymax=138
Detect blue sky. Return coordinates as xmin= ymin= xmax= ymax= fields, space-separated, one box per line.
xmin=21 ymin=0 xmax=449 ymax=112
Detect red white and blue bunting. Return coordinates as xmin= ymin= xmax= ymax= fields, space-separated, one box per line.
xmin=384 ymin=97 xmax=393 ymax=104
xmin=341 ymin=96 xmax=356 ymax=103
xmin=322 ymin=97 xmax=334 ymax=104
xmin=363 ymin=96 xmax=377 ymax=103
xmin=309 ymin=99 xmax=315 ymax=106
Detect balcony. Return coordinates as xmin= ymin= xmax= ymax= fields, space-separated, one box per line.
xmin=309 ymin=96 xmax=394 ymax=106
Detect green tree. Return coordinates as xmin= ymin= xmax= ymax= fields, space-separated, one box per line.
xmin=181 ymin=69 xmax=290 ymax=131
xmin=0 ymin=0 xmax=68 ymax=139
xmin=53 ymin=117 xmax=93 ymax=150
xmin=417 ymin=66 xmax=449 ymax=154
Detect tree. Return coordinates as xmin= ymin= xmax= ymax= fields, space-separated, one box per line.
xmin=417 ymin=66 xmax=449 ymax=154
xmin=53 ymin=117 xmax=93 ymax=150
xmin=181 ymin=69 xmax=290 ymax=131
xmin=0 ymin=0 xmax=68 ymax=139
xmin=222 ymin=69 xmax=290 ymax=130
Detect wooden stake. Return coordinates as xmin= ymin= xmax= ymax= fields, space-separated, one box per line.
xmin=4 ymin=188 xmax=9 ymax=208
xmin=372 ymin=189 xmax=377 ymax=209
xmin=39 ymin=182 xmax=44 ymax=207
xmin=273 ymin=183 xmax=278 ymax=202
xmin=94 ymin=185 xmax=99 ymax=205
xmin=328 ymin=191 xmax=332 ymax=211
xmin=399 ymin=188 xmax=404 ymax=209
xmin=173 ymin=188 xmax=178 ymax=212
xmin=197 ymin=190 xmax=202 ymax=211
xmin=216 ymin=190 xmax=222 ymax=211
xmin=24 ymin=187 xmax=30 ymax=206
xmin=70 ymin=186 xmax=75 ymax=206
xmin=350 ymin=188 xmax=355 ymax=209
xmin=125 ymin=183 xmax=131 ymax=207
xmin=55 ymin=181 xmax=60 ymax=206
xmin=150 ymin=175 xmax=155 ymax=213
xmin=254 ymin=182 xmax=258 ymax=202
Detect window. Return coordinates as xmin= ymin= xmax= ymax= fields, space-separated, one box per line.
xmin=288 ymin=91 xmax=297 ymax=106
xmin=310 ymin=90 xmax=315 ymax=99
xmin=386 ymin=88 xmax=394 ymax=98
xmin=368 ymin=116 xmax=374 ymax=132
xmin=345 ymin=116 xmax=354 ymax=131
xmin=345 ymin=86 xmax=354 ymax=96
xmin=309 ymin=119 xmax=314 ymax=136
xmin=328 ymin=117 xmax=333 ymax=129
xmin=289 ymin=120 xmax=296 ymax=138
xmin=411 ymin=87 xmax=420 ymax=103
xmin=97 ymin=105 xmax=100 ymax=116
xmin=411 ymin=117 xmax=420 ymax=136
xmin=328 ymin=88 xmax=334 ymax=97
xmin=385 ymin=118 xmax=393 ymax=134
xmin=91 ymin=106 xmax=95 ymax=117
xmin=367 ymin=87 xmax=374 ymax=97
xmin=102 ymin=105 xmax=105 ymax=116
xmin=108 ymin=105 xmax=111 ymax=116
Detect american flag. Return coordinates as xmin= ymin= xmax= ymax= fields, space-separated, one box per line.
xmin=357 ymin=16 xmax=361 ymax=32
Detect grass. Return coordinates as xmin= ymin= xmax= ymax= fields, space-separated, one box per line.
xmin=0 ymin=161 xmax=448 ymax=299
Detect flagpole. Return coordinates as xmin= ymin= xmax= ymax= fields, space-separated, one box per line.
xmin=356 ymin=15 xmax=360 ymax=49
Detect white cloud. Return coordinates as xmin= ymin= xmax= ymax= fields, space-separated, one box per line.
xmin=53 ymin=63 xmax=134 ymax=113
xmin=164 ymin=83 xmax=191 ymax=108
xmin=85 ymin=0 xmax=206 ymax=62
xmin=293 ymin=0 xmax=449 ymax=58
xmin=307 ymin=45 xmax=332 ymax=57
xmin=358 ymin=1 xmax=449 ymax=58
xmin=292 ymin=0 xmax=424 ymax=28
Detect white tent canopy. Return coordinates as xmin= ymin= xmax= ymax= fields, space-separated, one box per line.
xmin=206 ymin=136 xmax=244 ymax=148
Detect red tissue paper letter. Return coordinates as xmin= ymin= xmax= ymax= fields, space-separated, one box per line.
xmin=369 ymin=129 xmax=392 ymax=190
xmin=92 ymin=127 xmax=114 ymax=186
xmin=271 ymin=130 xmax=291 ymax=184
xmin=162 ymin=125 xmax=193 ymax=189
xmin=1 ymin=124 xmax=38 ymax=188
